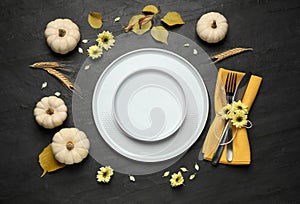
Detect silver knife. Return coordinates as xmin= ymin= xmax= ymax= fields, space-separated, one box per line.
xmin=212 ymin=72 xmax=252 ymax=166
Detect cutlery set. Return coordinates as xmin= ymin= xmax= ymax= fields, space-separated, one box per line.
xmin=211 ymin=72 xmax=252 ymax=166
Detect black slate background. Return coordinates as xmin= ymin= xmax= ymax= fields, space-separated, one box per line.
xmin=0 ymin=0 xmax=300 ymax=203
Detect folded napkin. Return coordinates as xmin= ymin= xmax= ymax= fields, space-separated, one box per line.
xmin=202 ymin=68 xmax=262 ymax=165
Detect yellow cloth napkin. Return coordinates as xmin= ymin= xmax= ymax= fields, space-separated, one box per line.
xmin=202 ymin=68 xmax=262 ymax=165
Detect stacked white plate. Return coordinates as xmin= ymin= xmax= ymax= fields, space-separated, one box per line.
xmin=92 ymin=48 xmax=209 ymax=162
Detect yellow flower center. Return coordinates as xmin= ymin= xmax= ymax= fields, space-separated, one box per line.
xmin=103 ymin=37 xmax=109 ymax=43
xmin=236 ymin=116 xmax=243 ymax=122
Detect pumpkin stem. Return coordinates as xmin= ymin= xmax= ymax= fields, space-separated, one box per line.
xmin=46 ymin=107 xmax=54 ymax=115
xmin=211 ymin=20 xmax=217 ymax=29
xmin=58 ymin=28 xmax=66 ymax=37
xmin=66 ymin=141 xmax=74 ymax=150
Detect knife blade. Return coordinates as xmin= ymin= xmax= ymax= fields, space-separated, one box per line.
xmin=226 ymin=72 xmax=252 ymax=162
xmin=233 ymin=72 xmax=252 ymax=101
xmin=212 ymin=72 xmax=252 ymax=166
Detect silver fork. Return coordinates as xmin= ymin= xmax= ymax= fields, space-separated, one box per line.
xmin=212 ymin=72 xmax=237 ymax=165
xmin=225 ymin=73 xmax=237 ymax=162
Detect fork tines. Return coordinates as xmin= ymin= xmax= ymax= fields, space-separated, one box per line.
xmin=225 ymin=72 xmax=237 ymax=95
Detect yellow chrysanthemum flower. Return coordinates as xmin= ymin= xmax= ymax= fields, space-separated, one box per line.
xmin=87 ymin=45 xmax=103 ymax=59
xmin=170 ymin=171 xmax=184 ymax=187
xmin=96 ymin=166 xmax=114 ymax=183
xmin=96 ymin=31 xmax=115 ymax=50
xmin=231 ymin=110 xmax=248 ymax=128
xmin=232 ymin=100 xmax=248 ymax=114
xmin=219 ymin=104 xmax=233 ymax=120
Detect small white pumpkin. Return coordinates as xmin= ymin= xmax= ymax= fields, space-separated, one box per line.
xmin=45 ymin=18 xmax=80 ymax=54
xmin=196 ymin=12 xmax=228 ymax=43
xmin=51 ymin=128 xmax=90 ymax=165
xmin=34 ymin=96 xmax=67 ymax=129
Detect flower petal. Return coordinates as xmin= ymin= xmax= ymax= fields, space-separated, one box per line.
xmin=162 ymin=171 xmax=170 ymax=177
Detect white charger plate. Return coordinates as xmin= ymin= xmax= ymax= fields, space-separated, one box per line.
xmin=92 ymin=48 xmax=209 ymax=162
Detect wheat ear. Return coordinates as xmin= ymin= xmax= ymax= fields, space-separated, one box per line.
xmin=211 ymin=48 xmax=253 ymax=63
xmin=30 ymin=62 xmax=67 ymax=69
xmin=43 ymin=68 xmax=74 ymax=91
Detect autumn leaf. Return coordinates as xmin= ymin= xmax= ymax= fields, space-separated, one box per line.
xmin=124 ymin=14 xmax=152 ymax=35
xmin=161 ymin=11 xmax=185 ymax=26
xmin=150 ymin=26 xmax=168 ymax=44
xmin=138 ymin=14 xmax=154 ymax=28
xmin=142 ymin=5 xmax=159 ymax=14
xmin=39 ymin=144 xmax=65 ymax=177
xmin=88 ymin=11 xmax=103 ymax=29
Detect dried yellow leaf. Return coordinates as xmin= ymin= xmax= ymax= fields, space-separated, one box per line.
xmin=150 ymin=26 xmax=168 ymax=44
xmin=161 ymin=12 xmax=185 ymax=26
xmin=88 ymin=11 xmax=103 ymax=29
xmin=142 ymin=5 xmax=159 ymax=14
xmin=125 ymin=14 xmax=152 ymax=35
xmin=162 ymin=171 xmax=170 ymax=177
xmin=39 ymin=144 xmax=65 ymax=177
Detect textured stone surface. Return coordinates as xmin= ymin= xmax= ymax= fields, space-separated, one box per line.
xmin=0 ymin=0 xmax=299 ymax=203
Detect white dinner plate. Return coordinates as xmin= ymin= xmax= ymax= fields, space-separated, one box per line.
xmin=92 ymin=48 xmax=209 ymax=162
xmin=113 ymin=68 xmax=187 ymax=142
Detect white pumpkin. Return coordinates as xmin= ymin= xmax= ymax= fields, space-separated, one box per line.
xmin=34 ymin=96 xmax=67 ymax=129
xmin=45 ymin=18 xmax=80 ymax=54
xmin=51 ymin=128 xmax=90 ymax=165
xmin=196 ymin=12 xmax=228 ymax=43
